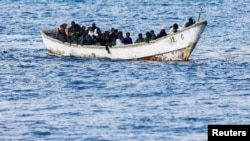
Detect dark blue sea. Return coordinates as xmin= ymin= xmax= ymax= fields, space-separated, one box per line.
xmin=1 ymin=0 xmax=250 ymax=140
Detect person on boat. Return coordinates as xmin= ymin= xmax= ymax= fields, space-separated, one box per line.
xmin=68 ymin=21 xmax=81 ymax=44
xmin=150 ymin=30 xmax=156 ymax=40
xmin=122 ymin=32 xmax=133 ymax=45
xmin=68 ymin=21 xmax=80 ymax=33
xmin=115 ymin=31 xmax=124 ymax=46
xmin=78 ymin=30 xmax=93 ymax=45
xmin=101 ymin=32 xmax=112 ymax=47
xmin=56 ymin=23 xmax=68 ymax=43
xmin=168 ymin=23 xmax=179 ymax=34
xmin=144 ymin=32 xmax=152 ymax=43
xmin=183 ymin=17 xmax=195 ymax=28
xmin=156 ymin=26 xmax=167 ymax=39
xmin=68 ymin=21 xmax=74 ymax=33
xmin=99 ymin=32 xmax=112 ymax=53
xmin=93 ymin=27 xmax=102 ymax=45
xmin=109 ymin=28 xmax=118 ymax=45
xmin=135 ymin=33 xmax=145 ymax=43
xmin=87 ymin=26 xmax=97 ymax=45
xmin=88 ymin=26 xmax=94 ymax=37
xmin=92 ymin=22 xmax=102 ymax=36
xmin=80 ymin=26 xmax=86 ymax=36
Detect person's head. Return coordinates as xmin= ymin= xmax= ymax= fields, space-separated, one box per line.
xmin=111 ymin=27 xmax=115 ymax=33
xmin=105 ymin=30 xmax=109 ymax=35
xmin=117 ymin=31 xmax=123 ymax=39
xmin=173 ymin=23 xmax=178 ymax=33
xmin=138 ymin=33 xmax=142 ymax=38
xmin=188 ymin=17 xmax=194 ymax=23
xmin=126 ymin=32 xmax=130 ymax=37
xmin=61 ymin=23 xmax=67 ymax=28
xmin=146 ymin=32 xmax=151 ymax=38
xmin=71 ymin=21 xmax=75 ymax=26
xmin=160 ymin=26 xmax=165 ymax=33
xmin=173 ymin=23 xmax=178 ymax=29
xmin=92 ymin=22 xmax=96 ymax=28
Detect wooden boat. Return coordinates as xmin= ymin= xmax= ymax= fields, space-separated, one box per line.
xmin=40 ymin=20 xmax=207 ymax=61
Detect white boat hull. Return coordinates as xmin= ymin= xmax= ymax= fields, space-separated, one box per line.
xmin=41 ymin=21 xmax=207 ymax=61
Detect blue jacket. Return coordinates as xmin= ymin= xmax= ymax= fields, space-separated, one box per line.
xmin=122 ymin=37 xmax=132 ymax=44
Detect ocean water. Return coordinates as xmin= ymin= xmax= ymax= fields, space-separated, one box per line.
xmin=0 ymin=0 xmax=250 ymax=141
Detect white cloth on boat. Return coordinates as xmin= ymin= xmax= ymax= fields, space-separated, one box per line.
xmin=115 ymin=39 xmax=124 ymax=46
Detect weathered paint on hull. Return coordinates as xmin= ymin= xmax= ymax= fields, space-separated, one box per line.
xmin=138 ymin=42 xmax=197 ymax=61
xmin=41 ymin=21 xmax=207 ymax=61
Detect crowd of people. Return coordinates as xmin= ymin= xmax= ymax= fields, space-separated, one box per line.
xmin=55 ymin=18 xmax=195 ymax=46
